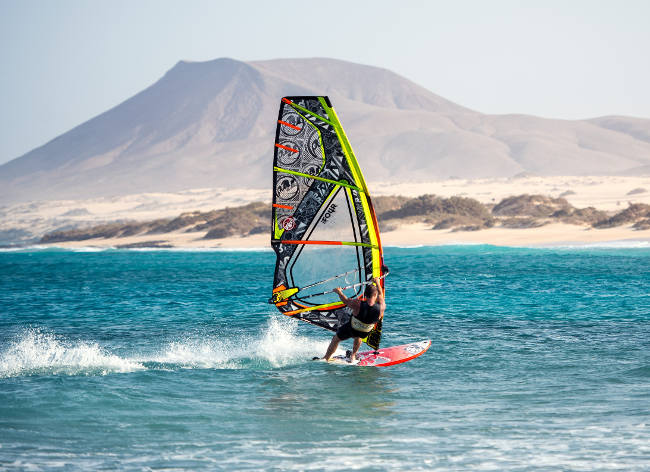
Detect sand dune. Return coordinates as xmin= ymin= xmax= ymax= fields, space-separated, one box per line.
xmin=3 ymin=175 xmax=649 ymax=248
xmin=373 ymin=175 xmax=650 ymax=211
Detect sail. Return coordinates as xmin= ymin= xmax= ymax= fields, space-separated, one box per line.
xmin=270 ymin=96 xmax=385 ymax=349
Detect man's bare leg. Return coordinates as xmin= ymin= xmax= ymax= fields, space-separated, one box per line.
xmin=350 ymin=337 xmax=362 ymax=362
xmin=323 ymin=334 xmax=341 ymax=361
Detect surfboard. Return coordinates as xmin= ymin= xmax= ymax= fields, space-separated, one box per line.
xmin=324 ymin=340 xmax=431 ymax=367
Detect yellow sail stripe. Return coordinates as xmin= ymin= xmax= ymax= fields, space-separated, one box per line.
xmin=274 ymin=167 xmax=363 ymax=192
xmin=286 ymin=100 xmax=334 ymax=126
xmin=283 ymin=302 xmax=344 ymax=316
xmin=318 ymin=97 xmax=382 ymax=278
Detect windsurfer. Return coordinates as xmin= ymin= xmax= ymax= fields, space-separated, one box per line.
xmin=322 ymin=277 xmax=385 ymax=363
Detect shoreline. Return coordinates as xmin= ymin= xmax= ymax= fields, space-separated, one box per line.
xmin=13 ymin=222 xmax=650 ymax=250
xmin=2 ymin=176 xmax=649 ymax=249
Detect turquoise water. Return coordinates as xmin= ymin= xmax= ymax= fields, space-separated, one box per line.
xmin=0 ymin=246 xmax=648 ymax=470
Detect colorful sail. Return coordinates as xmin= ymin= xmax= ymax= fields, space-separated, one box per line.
xmin=270 ymin=96 xmax=385 ymax=349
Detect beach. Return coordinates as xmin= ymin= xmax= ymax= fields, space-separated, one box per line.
xmin=40 ymin=222 xmax=649 ymax=249
xmin=372 ymin=175 xmax=650 ymax=212
xmin=5 ymin=175 xmax=648 ymax=249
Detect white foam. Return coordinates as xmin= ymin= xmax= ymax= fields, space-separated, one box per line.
xmin=383 ymin=244 xmax=426 ymax=249
xmin=0 ymin=317 xmax=333 ymax=378
xmin=0 ymin=246 xmax=273 ymax=253
xmin=104 ymin=246 xmax=271 ymax=252
xmin=384 ymin=242 xmax=485 ymax=249
xmin=194 ymin=247 xmax=272 ymax=252
xmin=66 ymin=246 xmax=116 ymax=252
xmin=547 ymin=240 xmax=650 ymax=249
xmin=148 ymin=316 xmax=330 ymax=369
xmin=383 ymin=240 xmax=650 ymax=250
xmin=148 ymin=336 xmax=236 ymax=368
xmin=0 ymin=329 xmax=144 ymax=378
xmin=253 ymin=317 xmax=329 ymax=366
xmin=0 ymin=245 xmax=113 ymax=253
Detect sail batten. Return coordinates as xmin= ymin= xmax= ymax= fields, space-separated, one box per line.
xmin=270 ymin=96 xmax=385 ymax=349
xmin=272 ymin=166 xmax=363 ymax=192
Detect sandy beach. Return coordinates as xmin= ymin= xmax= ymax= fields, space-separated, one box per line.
xmin=372 ymin=175 xmax=650 ymax=212
xmin=39 ymin=221 xmax=648 ymax=250
xmin=4 ymin=175 xmax=649 ymax=249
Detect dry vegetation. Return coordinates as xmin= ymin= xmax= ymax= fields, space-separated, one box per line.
xmin=40 ymin=202 xmax=268 ymax=243
xmin=40 ymin=195 xmax=650 ymax=244
xmin=376 ymin=194 xmax=495 ymax=232
xmin=592 ymin=203 xmax=650 ymax=229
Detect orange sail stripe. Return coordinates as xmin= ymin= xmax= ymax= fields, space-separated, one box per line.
xmin=275 ymin=143 xmax=299 ymax=153
xmin=278 ymin=120 xmax=301 ymax=131
xmin=272 ymin=203 xmax=294 ymax=210
xmin=281 ymin=240 xmax=343 ymax=246
xmin=282 ymin=98 xmax=293 ymax=105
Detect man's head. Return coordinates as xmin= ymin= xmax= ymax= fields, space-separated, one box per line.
xmin=364 ymin=283 xmax=378 ymax=301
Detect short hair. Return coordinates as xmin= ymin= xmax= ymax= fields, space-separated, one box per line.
xmin=364 ymin=283 xmax=378 ymax=298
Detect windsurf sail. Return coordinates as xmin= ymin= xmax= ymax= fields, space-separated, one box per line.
xmin=270 ymin=96 xmax=386 ymax=349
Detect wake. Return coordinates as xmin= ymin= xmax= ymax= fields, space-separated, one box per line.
xmin=0 ymin=318 xmax=331 ymax=378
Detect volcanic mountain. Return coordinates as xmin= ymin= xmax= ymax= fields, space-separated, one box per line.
xmin=1 ymin=57 xmax=649 ymax=202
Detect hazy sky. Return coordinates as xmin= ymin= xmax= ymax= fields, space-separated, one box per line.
xmin=1 ymin=0 xmax=649 ymax=165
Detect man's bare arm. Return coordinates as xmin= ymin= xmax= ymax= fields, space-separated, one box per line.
xmin=334 ymin=287 xmax=361 ymax=313
xmin=373 ymin=277 xmax=386 ymax=319
xmin=373 ymin=277 xmax=385 ymax=302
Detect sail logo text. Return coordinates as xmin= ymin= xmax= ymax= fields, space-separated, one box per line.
xmin=321 ymin=204 xmax=337 ymax=224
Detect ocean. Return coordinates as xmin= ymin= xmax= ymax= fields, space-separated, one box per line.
xmin=0 ymin=246 xmax=648 ymax=471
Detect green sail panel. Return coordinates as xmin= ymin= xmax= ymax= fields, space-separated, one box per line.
xmin=270 ymin=96 xmax=385 ymax=349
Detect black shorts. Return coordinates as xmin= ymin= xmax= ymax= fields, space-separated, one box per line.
xmin=336 ymin=321 xmax=368 ymax=341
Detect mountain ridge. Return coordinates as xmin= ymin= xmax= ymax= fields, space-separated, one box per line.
xmin=1 ymin=57 xmax=649 ymax=203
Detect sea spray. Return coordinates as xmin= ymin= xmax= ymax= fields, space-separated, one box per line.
xmin=0 ymin=328 xmax=143 ymax=378
xmin=0 ymin=317 xmax=331 ymax=377
xmin=253 ymin=316 xmax=330 ymax=367
xmin=147 ymin=316 xmax=330 ymax=369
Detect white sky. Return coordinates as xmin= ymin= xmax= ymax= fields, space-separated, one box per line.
xmin=1 ymin=0 xmax=649 ymax=165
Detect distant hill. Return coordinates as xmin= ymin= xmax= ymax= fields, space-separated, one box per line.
xmin=2 ymin=57 xmax=650 ymax=202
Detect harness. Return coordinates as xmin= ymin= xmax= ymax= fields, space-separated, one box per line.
xmin=351 ymin=316 xmax=375 ymax=333
xmin=351 ymin=301 xmax=381 ymax=333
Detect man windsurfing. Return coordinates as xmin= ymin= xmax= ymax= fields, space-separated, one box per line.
xmin=321 ymin=277 xmax=385 ymax=363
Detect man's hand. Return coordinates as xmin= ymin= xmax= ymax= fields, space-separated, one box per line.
xmin=373 ymin=277 xmax=385 ymax=301
xmin=373 ymin=277 xmax=382 ymax=292
xmin=334 ymin=287 xmax=343 ymax=296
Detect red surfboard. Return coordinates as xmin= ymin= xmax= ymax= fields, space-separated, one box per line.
xmin=328 ymin=340 xmax=431 ymax=367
